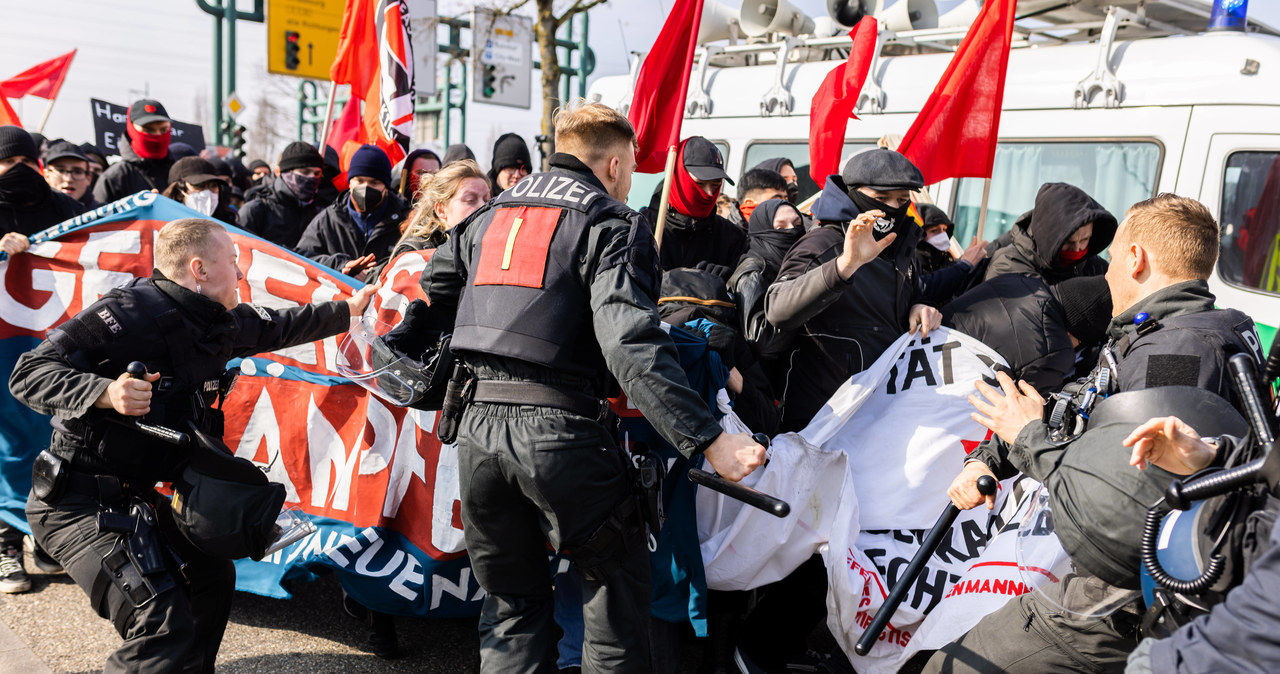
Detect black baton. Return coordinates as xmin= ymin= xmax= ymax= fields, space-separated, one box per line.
xmin=110 ymin=361 xmax=190 ymax=447
xmin=854 ymin=474 xmax=997 ymax=656
xmin=687 ymin=432 xmax=791 ymax=518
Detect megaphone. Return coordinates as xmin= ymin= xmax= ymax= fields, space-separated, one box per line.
xmin=872 ymin=0 xmax=938 ymax=32
xmin=826 ymin=0 xmax=870 ymax=29
xmin=740 ymin=0 xmax=817 ymax=37
xmin=699 ymin=0 xmax=742 ymax=44
xmin=937 ymin=0 xmax=981 ymax=28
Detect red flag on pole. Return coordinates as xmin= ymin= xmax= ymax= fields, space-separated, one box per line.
xmin=0 ymin=50 xmax=77 ymax=100
xmin=628 ymin=0 xmax=705 ymax=173
xmin=329 ymin=0 xmax=413 ymax=167
xmin=331 ymin=0 xmax=379 ymax=94
xmin=808 ymin=18 xmax=878 ymax=185
xmin=0 ymin=97 xmax=21 ymax=127
xmin=328 ymin=96 xmax=366 ymax=170
xmin=897 ymin=0 xmax=1017 ymax=186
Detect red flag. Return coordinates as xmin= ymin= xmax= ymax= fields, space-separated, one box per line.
xmin=898 ymin=0 xmax=1017 ymax=186
xmin=0 ymin=50 xmax=77 ymax=100
xmin=0 ymin=97 xmax=21 ymax=127
xmin=808 ymin=18 xmax=878 ymax=185
xmin=329 ymin=0 xmax=412 ymax=167
xmin=628 ymin=0 xmax=704 ymax=173
xmin=327 ymin=96 xmax=365 ymax=167
xmin=331 ymin=0 xmax=379 ymax=94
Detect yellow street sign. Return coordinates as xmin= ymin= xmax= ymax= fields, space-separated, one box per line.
xmin=225 ymin=92 xmax=245 ymax=118
xmin=267 ymin=0 xmax=345 ymax=80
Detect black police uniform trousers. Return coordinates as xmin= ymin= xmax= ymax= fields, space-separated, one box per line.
xmin=457 ymin=400 xmax=651 ymax=673
xmin=27 ymin=489 xmax=235 ymax=674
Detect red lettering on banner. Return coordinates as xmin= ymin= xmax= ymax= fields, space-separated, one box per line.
xmin=944 ymin=575 xmax=1030 ymax=598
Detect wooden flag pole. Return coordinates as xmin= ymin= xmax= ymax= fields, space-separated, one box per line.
xmin=317 ymin=83 xmax=339 ymax=149
xmin=974 ymin=177 xmax=993 ymax=243
xmin=35 ymin=97 xmax=56 ymax=134
xmin=653 ymin=144 xmax=678 ymax=251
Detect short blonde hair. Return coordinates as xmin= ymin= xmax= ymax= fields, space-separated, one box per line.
xmin=1120 ymin=194 xmax=1220 ymax=280
xmin=554 ymin=100 xmax=637 ymax=165
xmin=154 ymin=218 xmax=224 ymax=279
xmin=399 ymin=159 xmax=489 ymax=241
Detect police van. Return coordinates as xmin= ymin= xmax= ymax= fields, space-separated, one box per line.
xmin=586 ymin=0 xmax=1280 ymax=348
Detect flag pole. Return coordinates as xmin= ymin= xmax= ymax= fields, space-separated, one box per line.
xmin=35 ymin=96 xmax=55 ymax=134
xmin=974 ymin=177 xmax=992 ymax=243
xmin=317 ymin=83 xmax=339 ymax=149
xmin=653 ymin=144 xmax=678 ymax=251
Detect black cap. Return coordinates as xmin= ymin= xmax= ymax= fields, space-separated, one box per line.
xmin=917 ymin=203 xmax=954 ymax=234
xmin=841 ymin=148 xmax=924 ymax=192
xmin=168 ymin=156 xmax=221 ymax=186
xmin=41 ymin=139 xmax=88 ymax=164
xmin=682 ymin=137 xmax=734 ymax=186
xmin=278 ymin=141 xmax=324 ymax=172
xmin=128 ymin=99 xmax=170 ymax=127
xmin=79 ymin=142 xmax=107 ymax=165
xmin=1050 ymin=275 xmax=1113 ymax=346
xmin=0 ymin=126 xmax=38 ymax=162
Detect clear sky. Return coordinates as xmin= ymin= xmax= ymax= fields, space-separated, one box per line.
xmin=0 ymin=0 xmax=1276 ymax=167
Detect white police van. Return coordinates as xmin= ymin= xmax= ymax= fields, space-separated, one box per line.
xmin=587 ymin=0 xmax=1280 ymax=348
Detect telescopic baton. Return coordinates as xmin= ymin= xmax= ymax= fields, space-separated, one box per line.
xmin=105 ymin=361 xmax=191 ymax=447
xmin=854 ymin=474 xmax=997 ymax=656
xmin=687 ymin=432 xmax=791 ymax=518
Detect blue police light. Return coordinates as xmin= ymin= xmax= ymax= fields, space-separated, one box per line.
xmin=1209 ymin=0 xmax=1249 ymax=32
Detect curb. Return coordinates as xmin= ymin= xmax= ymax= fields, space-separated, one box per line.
xmin=0 ymin=607 xmax=51 ymax=674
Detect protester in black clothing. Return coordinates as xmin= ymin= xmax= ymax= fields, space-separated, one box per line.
xmin=161 ymin=157 xmax=237 ymax=225
xmin=296 ymin=144 xmax=409 ymax=278
xmin=397 ymin=148 xmax=442 ymax=203
xmin=487 ymin=133 xmax=531 ymax=193
xmin=731 ymin=199 xmax=805 ymax=370
xmin=984 ymin=182 xmax=1118 ymax=284
xmin=917 ymin=203 xmax=989 ymax=304
xmin=237 ymin=142 xmax=326 ymax=249
xmin=94 ymin=99 xmax=175 ymax=203
xmin=0 ymin=126 xmax=85 ymax=255
xmin=442 ymin=143 xmax=475 ymax=167
xmin=750 ymin=156 xmax=800 ymax=203
xmin=735 ymin=167 xmax=788 ymax=227
xmin=640 ymin=136 xmax=747 ymax=275
xmin=41 ymin=140 xmax=95 ymax=208
xmin=80 ymin=142 xmax=107 ymax=203
xmin=248 ymin=159 xmax=272 ymax=188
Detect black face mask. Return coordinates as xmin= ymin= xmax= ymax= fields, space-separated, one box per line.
xmin=0 ymin=162 xmax=52 ymax=208
xmin=281 ymin=172 xmax=320 ymax=204
xmin=351 ymin=184 xmax=385 ymax=213
xmin=849 ymin=190 xmax=911 ymax=241
xmin=785 ymin=182 xmax=800 ymax=204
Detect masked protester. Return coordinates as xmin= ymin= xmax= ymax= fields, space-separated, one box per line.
xmin=985 ymin=182 xmax=1117 ymax=285
xmin=729 ymin=199 xmax=805 ymax=377
xmin=0 ymin=126 xmax=86 ymax=255
xmin=916 ymin=203 xmax=990 ymax=304
xmin=396 ymin=148 xmax=442 ymax=202
xmin=736 ymin=167 xmax=788 ymax=227
xmin=296 ymin=144 xmax=409 ymax=280
xmin=639 ymin=136 xmax=747 ymax=275
xmin=161 ymin=157 xmax=236 ymax=225
xmin=752 ymin=156 xmax=801 ymax=204
xmin=238 ymin=142 xmax=327 ymax=249
xmin=95 ymin=99 xmax=175 ymax=204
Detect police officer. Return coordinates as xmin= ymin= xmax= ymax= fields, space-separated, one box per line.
xmin=421 ymin=102 xmax=771 ymax=672
xmin=929 ymin=194 xmax=1264 ymax=673
xmin=8 ymin=218 xmax=376 ymax=673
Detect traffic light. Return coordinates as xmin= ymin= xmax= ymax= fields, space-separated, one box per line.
xmin=481 ymin=64 xmax=497 ymax=98
xmin=219 ymin=119 xmax=233 ymax=146
xmin=284 ymin=31 xmax=301 ymax=71
xmin=231 ymin=124 xmax=247 ymax=160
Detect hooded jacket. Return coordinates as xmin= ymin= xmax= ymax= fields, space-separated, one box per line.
xmin=295 ymin=189 xmax=410 ymax=272
xmin=237 ymin=176 xmax=324 ymax=249
xmin=394 ymin=148 xmax=441 ymax=199
xmin=92 ymin=137 xmax=174 ymax=204
xmin=764 ymin=175 xmax=925 ymax=431
xmin=640 ymin=181 xmax=747 ymax=272
xmin=0 ymin=165 xmax=86 ymax=236
xmin=985 ymin=182 xmax=1117 ymax=285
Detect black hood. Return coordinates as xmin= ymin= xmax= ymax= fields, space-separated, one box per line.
xmin=1013 ymin=182 xmax=1117 ymax=270
xmin=487 ymin=133 xmax=531 ymax=187
xmin=395 ymin=148 xmax=442 ymax=196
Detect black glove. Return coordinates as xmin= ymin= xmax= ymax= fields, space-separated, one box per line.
xmin=694 ymin=260 xmax=733 ymax=282
xmin=704 ymin=323 xmax=739 ymax=371
xmin=383 ymin=299 xmax=441 ymax=360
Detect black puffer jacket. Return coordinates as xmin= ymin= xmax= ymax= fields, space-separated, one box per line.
xmin=295 ymin=190 xmax=410 ymax=271
xmin=236 ymin=176 xmax=323 ymax=250
xmin=943 ymin=273 xmax=1075 ymax=396
xmin=93 ymin=139 xmax=173 ymax=204
xmin=985 ymin=182 xmax=1117 ymax=285
xmin=641 ymin=183 xmax=747 ymax=272
xmin=764 ymin=175 xmax=924 ymax=432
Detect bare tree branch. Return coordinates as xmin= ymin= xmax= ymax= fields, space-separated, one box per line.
xmin=556 ymin=0 xmax=608 ymax=27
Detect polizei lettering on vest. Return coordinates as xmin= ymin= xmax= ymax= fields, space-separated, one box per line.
xmin=510 ymin=174 xmax=600 ymax=207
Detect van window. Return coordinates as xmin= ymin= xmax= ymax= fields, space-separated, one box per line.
xmin=743 ymin=142 xmax=874 ymax=203
xmin=951 ymin=141 xmax=1161 ymax=246
xmin=626 ymin=141 xmax=730 ymax=212
xmin=1219 ymin=151 xmax=1280 ymax=294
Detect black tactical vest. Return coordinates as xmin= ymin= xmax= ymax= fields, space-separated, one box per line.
xmin=46 ymin=278 xmax=234 ymax=480
xmin=451 ymin=170 xmax=645 ymax=378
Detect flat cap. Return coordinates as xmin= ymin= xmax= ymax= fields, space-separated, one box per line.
xmin=841 ymin=148 xmax=924 ymax=192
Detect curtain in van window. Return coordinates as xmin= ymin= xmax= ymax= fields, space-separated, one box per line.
xmin=1092 ymin=144 xmax=1160 ymax=217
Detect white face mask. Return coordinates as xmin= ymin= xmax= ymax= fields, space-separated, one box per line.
xmin=184 ymin=189 xmax=217 ymax=216
xmin=926 ymin=231 xmax=951 ymax=252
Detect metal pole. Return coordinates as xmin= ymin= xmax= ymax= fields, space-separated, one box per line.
xmin=459 ymin=60 xmax=467 ymax=141
xmin=212 ymin=7 xmax=223 ymax=145
xmin=317 ymin=84 xmax=338 ymax=150
xmin=443 ymin=60 xmax=452 ymax=147
xmin=226 ymin=0 xmax=237 ymax=113
xmin=577 ymin=12 xmax=590 ymax=99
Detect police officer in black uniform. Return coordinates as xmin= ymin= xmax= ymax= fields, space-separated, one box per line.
xmin=421 ymin=103 xmax=771 ymax=672
xmin=9 ymin=218 xmax=377 ymax=673
xmin=928 ymin=194 xmax=1264 ymax=673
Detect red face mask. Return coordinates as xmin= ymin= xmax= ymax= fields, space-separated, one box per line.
xmin=125 ymin=111 xmax=171 ymax=161
xmin=740 ymin=201 xmax=758 ymax=223
xmin=668 ymin=140 xmax=720 ymax=219
xmin=1058 ymin=247 xmax=1088 ymax=266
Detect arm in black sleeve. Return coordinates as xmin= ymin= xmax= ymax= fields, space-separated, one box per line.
xmin=228 ymin=300 xmax=352 ymax=359
xmin=589 ymin=219 xmax=723 ymax=458
xmin=9 ymin=341 xmax=112 ymax=419
xmin=966 ymin=435 xmax=1022 ymax=480
xmin=764 ymin=232 xmax=848 ymax=330
xmin=420 ymin=215 xmax=473 ymax=319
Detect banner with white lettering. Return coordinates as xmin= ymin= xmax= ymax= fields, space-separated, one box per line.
xmin=807 ymin=329 xmax=1024 ymax=673
xmin=0 ymin=194 xmax=482 ymax=618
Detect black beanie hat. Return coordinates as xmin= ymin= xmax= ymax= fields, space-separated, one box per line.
xmin=347 ymin=144 xmax=392 ymax=187
xmin=278 ymin=141 xmax=324 ymax=172
xmin=443 ymin=143 xmax=475 ymax=166
xmin=1051 ymin=275 xmax=1114 ymax=346
xmin=0 ymin=125 xmax=39 ymax=162
xmin=489 ymin=133 xmax=531 ymax=175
